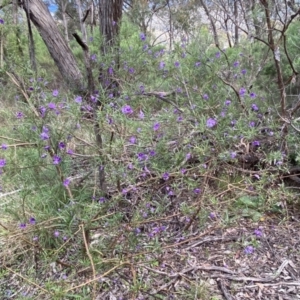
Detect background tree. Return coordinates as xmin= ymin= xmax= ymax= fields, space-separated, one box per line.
xmin=21 ymin=0 xmax=83 ymax=88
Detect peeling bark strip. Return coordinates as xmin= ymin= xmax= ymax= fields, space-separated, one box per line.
xmin=21 ymin=0 xmax=83 ymax=89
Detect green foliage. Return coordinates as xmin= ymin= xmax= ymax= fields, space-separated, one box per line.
xmin=1 ymin=9 xmax=300 ymax=299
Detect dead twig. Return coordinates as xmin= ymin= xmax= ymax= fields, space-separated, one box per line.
xmin=218 ymin=279 xmax=234 ymax=300
xmin=184 ymin=236 xmax=239 ymax=251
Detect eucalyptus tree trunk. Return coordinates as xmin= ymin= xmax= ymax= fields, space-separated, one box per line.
xmin=95 ymin=0 xmax=123 ymax=192
xmin=21 ymin=0 xmax=83 ymax=89
xmin=61 ymin=1 xmax=69 ymax=43
xmin=76 ymin=0 xmax=87 ymax=41
xmin=99 ymin=0 xmax=123 ymax=51
xmin=74 ymin=0 xmax=94 ymax=92
xmin=233 ymin=0 xmax=239 ymax=46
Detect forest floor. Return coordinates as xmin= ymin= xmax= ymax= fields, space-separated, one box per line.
xmin=1 ymin=201 xmax=300 ymax=300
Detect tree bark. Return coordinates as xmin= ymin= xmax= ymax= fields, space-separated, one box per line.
xmin=21 ymin=0 xmax=83 ymax=89
xmin=99 ymin=0 xmax=123 ymax=51
xmin=234 ymin=0 xmax=239 ymax=46
xmin=61 ymin=1 xmax=69 ymax=43
xmin=95 ymin=0 xmax=123 ymax=193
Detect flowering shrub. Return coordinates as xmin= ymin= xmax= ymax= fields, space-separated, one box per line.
xmin=0 ymin=17 xmax=300 ymax=298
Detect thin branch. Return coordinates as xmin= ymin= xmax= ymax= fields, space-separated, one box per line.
xmin=82 ymin=7 xmax=90 ymax=23
xmin=72 ymin=33 xmax=88 ymax=51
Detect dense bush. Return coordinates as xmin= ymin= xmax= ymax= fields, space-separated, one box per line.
xmin=0 ymin=13 xmax=300 ymax=299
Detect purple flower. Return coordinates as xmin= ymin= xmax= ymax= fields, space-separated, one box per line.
xmin=0 ymin=19 xmax=4 ymax=24
xmin=139 ymin=85 xmax=145 ymax=93
xmin=215 ymin=52 xmax=220 ymax=58
xmin=0 ymin=159 xmax=6 ymax=168
xmin=209 ymin=212 xmax=216 ymax=219
xmin=233 ymin=61 xmax=239 ymax=67
xmin=249 ymin=121 xmax=255 ymax=128
xmin=75 ymin=96 xmax=82 ymax=103
xmin=128 ymin=67 xmax=135 ymax=74
xmin=239 ymin=87 xmax=246 ymax=97
xmin=140 ymin=32 xmax=146 ymax=41
xmin=99 ymin=197 xmax=106 ymax=203
xmin=16 ymin=112 xmax=24 ymax=119
xmin=63 ymin=178 xmax=70 ymax=187
xmin=231 ymin=120 xmax=237 ymax=128
xmin=149 ymin=150 xmax=156 ymax=156
xmin=127 ymin=163 xmax=133 ymax=170
xmin=195 ymin=62 xmax=201 ymax=67
xmin=162 ymin=172 xmax=169 ymax=180
xmin=153 ymin=122 xmax=160 ymax=131
xmin=66 ymin=149 xmax=73 ymax=155
xmin=40 ymin=106 xmax=46 ymax=117
xmin=206 ymin=118 xmax=217 ymax=128
xmin=19 ymin=223 xmax=26 ymax=229
xmin=90 ymin=95 xmax=97 ymax=103
xmin=181 ymin=168 xmax=187 ymax=174
xmin=40 ymin=132 xmax=49 ymax=140
xmin=108 ymin=67 xmax=114 ymax=75
xmin=53 ymin=155 xmax=61 ymax=165
xmin=220 ymin=111 xmax=226 ymax=117
xmin=48 ymin=102 xmax=56 ymax=109
xmin=194 ymin=188 xmax=201 ymax=194
xmin=159 ymin=61 xmax=165 ymax=70
xmin=241 ymin=69 xmax=247 ymax=75
xmin=174 ymin=61 xmax=180 ymax=67
xmin=167 ymin=189 xmax=174 ymax=196
xmin=52 ymin=90 xmax=59 ymax=97
xmin=29 ymin=217 xmax=36 ymax=225
xmin=137 ymin=152 xmax=147 ymax=161
xmin=244 ymin=245 xmax=254 ymax=254
xmin=1 ymin=144 xmax=8 ymax=150
xmin=254 ymin=229 xmax=263 ymax=237
xmin=58 ymin=142 xmax=65 ymax=149
xmin=106 ymin=117 xmax=113 ymax=125
xmin=129 ymin=136 xmax=136 ymax=144
xmin=224 ymin=100 xmax=231 ymax=106
xmin=121 ymin=105 xmax=133 ymax=115
xmin=250 ymin=92 xmax=257 ymax=99
xmin=251 ymin=103 xmax=259 ymax=111
xmin=230 ymin=151 xmax=237 ymax=159
xmin=54 ymin=231 xmax=60 ymax=237
xmin=90 ymin=54 xmax=97 ymax=61
xmin=138 ymin=110 xmax=145 ymax=119
xmin=203 ymin=94 xmax=209 ymax=100
xmin=252 ymin=140 xmax=260 ymax=146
